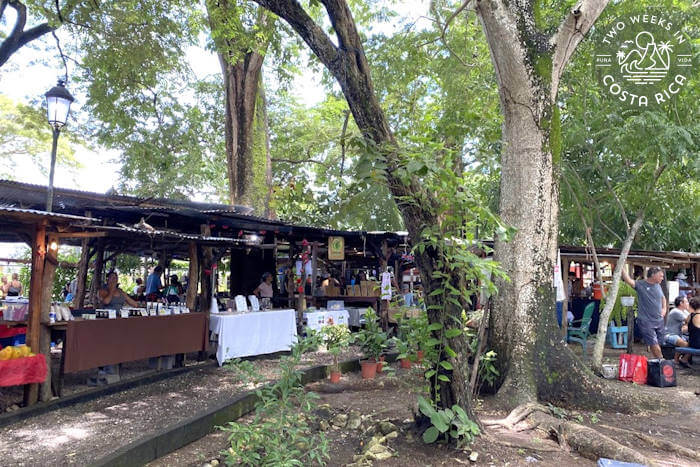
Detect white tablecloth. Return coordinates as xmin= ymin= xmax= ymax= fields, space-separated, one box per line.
xmin=303 ymin=310 xmax=349 ymax=332
xmin=209 ymin=309 xmax=297 ymax=365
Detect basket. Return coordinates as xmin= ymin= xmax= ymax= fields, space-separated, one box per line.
xmin=601 ymin=363 xmax=618 ymax=379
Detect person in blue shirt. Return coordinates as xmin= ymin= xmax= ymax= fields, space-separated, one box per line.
xmin=145 ymin=265 xmax=163 ymax=300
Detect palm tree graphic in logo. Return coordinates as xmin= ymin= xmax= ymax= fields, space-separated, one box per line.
xmin=617 ymin=31 xmax=672 ymax=84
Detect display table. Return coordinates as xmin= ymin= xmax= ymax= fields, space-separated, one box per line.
xmin=303 ymin=310 xmax=350 ymax=332
xmin=0 ymin=355 xmax=47 ymax=387
xmin=209 ymin=309 xmax=296 ymax=365
xmin=314 ymin=296 xmax=379 ymax=311
xmin=61 ymin=313 xmax=207 ymax=373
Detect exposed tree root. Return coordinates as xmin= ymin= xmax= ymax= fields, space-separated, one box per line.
xmin=482 ymin=402 xmax=543 ymax=429
xmin=482 ymin=432 xmax=561 ymax=452
xmin=488 ymin=404 xmax=655 ymax=466
xmin=597 ymin=423 xmax=700 ymax=462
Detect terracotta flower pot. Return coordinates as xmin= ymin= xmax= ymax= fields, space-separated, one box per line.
xmin=400 ymin=358 xmax=412 ymax=369
xmin=416 ymin=350 xmax=424 ymax=363
xmin=376 ymin=355 xmax=385 ymax=373
xmin=330 ymin=370 xmax=341 ymax=383
xmin=361 ymin=359 xmax=377 ymax=379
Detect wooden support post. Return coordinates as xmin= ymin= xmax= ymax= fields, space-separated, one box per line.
xmin=186 ymin=242 xmax=199 ymax=311
xmin=75 ymin=238 xmax=89 ymax=309
xmin=89 ymin=240 xmax=104 ymax=307
xmin=311 ymin=242 xmax=318 ymax=306
xmin=24 ymin=222 xmax=46 ymax=406
xmin=199 ymin=225 xmax=212 ymax=313
xmin=288 ymin=242 xmax=296 ymax=309
xmin=39 ymin=234 xmax=58 ymax=401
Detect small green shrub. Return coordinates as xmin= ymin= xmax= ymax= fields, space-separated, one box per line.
xmin=418 ymin=395 xmax=480 ymax=447
xmin=321 ymin=321 xmax=351 ymax=371
xmin=220 ymin=335 xmax=329 ymax=466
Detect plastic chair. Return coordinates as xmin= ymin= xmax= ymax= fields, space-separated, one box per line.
xmin=607 ymin=324 xmax=628 ymax=349
xmin=567 ymin=302 xmax=595 ymax=357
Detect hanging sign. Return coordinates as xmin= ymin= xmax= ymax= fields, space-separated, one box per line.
xmin=328 ymin=236 xmax=345 ymax=261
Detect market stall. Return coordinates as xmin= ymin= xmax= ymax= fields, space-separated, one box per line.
xmin=209 ymin=309 xmax=296 ymax=365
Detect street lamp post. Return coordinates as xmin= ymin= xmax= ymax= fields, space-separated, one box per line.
xmin=44 ymin=80 xmax=75 ymax=212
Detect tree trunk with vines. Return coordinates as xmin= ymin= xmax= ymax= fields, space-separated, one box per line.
xmin=252 ymin=0 xmax=477 ymax=421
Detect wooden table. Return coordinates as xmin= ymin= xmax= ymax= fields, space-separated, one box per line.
xmin=48 ymin=313 xmax=207 ymax=395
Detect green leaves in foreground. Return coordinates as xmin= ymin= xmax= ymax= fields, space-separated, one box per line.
xmin=418 ymin=395 xmax=480 ymax=447
xmin=220 ymin=334 xmax=329 ymax=466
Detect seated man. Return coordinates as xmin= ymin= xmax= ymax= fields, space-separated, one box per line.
xmin=664 ymin=296 xmax=691 ymax=367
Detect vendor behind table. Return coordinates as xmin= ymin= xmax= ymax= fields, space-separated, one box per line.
xmin=254 ymin=272 xmax=274 ymax=309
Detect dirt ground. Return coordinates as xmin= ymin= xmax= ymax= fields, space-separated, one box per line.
xmin=1 ymin=339 xmax=698 ymax=466
xmin=152 ymin=355 xmax=700 ymax=467
xmin=0 ymin=346 xmax=364 ymax=465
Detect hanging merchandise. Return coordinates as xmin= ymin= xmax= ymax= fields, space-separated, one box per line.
xmin=210 ymin=263 xmax=219 ymax=314
xmin=380 ymin=271 xmax=392 ymax=300
xmin=554 ymin=249 xmax=566 ymax=302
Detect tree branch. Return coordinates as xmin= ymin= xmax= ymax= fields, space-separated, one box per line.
xmin=430 ymin=0 xmax=475 ymax=69
xmin=551 ymin=0 xmax=611 ymax=99
xmin=339 ymin=109 xmax=350 ymax=179
xmin=51 ymin=30 xmax=68 ymax=82
xmin=590 ymin=158 xmax=629 ymax=232
xmin=271 ymin=158 xmax=329 ymax=167
xmin=253 ymin=0 xmax=340 ymax=69
xmin=0 ymin=1 xmax=56 ymax=68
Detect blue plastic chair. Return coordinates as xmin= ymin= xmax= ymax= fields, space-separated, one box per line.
xmin=567 ymin=302 xmax=595 ymax=357
xmin=607 ymin=324 xmax=628 ymax=349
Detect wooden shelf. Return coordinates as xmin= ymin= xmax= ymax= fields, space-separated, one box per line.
xmin=0 ymin=320 xmax=27 ymax=327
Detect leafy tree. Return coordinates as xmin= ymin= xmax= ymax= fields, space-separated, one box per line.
xmin=555 ymin=1 xmax=699 ymax=370
xmin=250 ymin=0 xmax=511 ymax=428
xmin=0 ymin=94 xmax=80 ymax=175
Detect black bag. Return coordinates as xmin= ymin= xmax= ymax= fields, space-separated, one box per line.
xmin=647 ymin=359 xmax=676 ymax=387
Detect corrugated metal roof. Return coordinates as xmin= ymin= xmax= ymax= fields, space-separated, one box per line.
xmin=77 ymin=224 xmax=257 ymax=245
xmin=0 ymin=206 xmax=96 ymax=222
xmin=0 ymin=179 xmax=253 ymax=214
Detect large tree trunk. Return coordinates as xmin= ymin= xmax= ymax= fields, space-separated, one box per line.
xmin=219 ymin=52 xmax=264 ymax=207
xmin=207 ymin=1 xmax=272 ymax=210
xmin=475 ymin=0 xmax=654 ymax=411
xmin=476 ymin=0 xmax=559 ymax=406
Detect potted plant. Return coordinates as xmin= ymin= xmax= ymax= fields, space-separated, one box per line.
xmin=353 ymin=308 xmax=387 ymax=379
xmin=393 ymin=336 xmax=414 ymax=368
xmin=407 ymin=313 xmax=431 ymax=364
xmin=322 ymin=319 xmax=351 ymax=383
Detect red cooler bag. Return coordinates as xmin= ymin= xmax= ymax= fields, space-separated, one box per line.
xmin=618 ymin=353 xmax=647 ymax=384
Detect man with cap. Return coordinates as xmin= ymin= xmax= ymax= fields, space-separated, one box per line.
xmin=676 ymin=272 xmax=690 ymax=297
